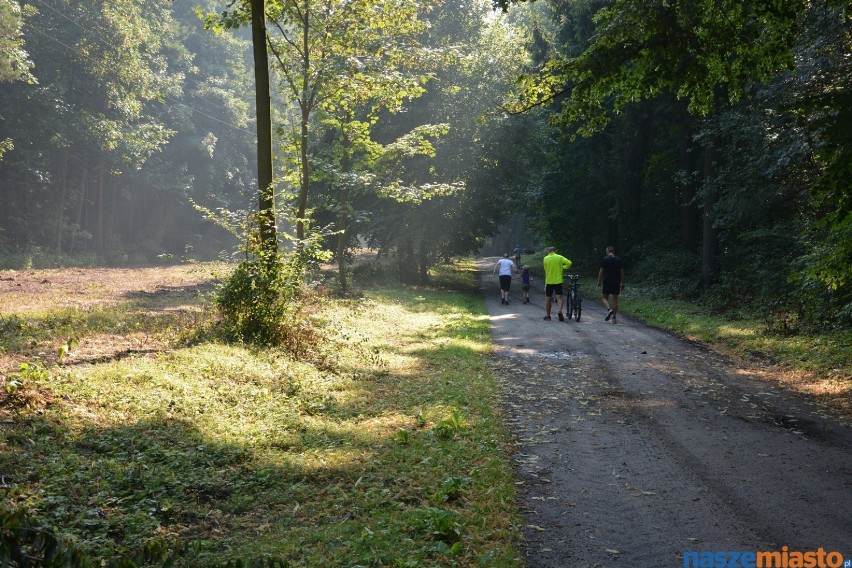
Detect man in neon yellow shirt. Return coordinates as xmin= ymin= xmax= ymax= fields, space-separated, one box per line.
xmin=542 ymin=246 xmax=572 ymax=321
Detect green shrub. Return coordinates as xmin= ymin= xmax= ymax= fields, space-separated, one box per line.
xmin=215 ymin=255 xmax=307 ymax=350
xmin=626 ymin=245 xmax=700 ymax=300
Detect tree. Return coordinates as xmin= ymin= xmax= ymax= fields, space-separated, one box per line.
xmin=361 ymin=0 xmax=530 ymax=283
xmin=505 ymin=0 xmax=806 ymax=287
xmin=251 ymin=0 xmax=277 ymax=258
xmin=0 ymin=0 xmax=33 ymax=84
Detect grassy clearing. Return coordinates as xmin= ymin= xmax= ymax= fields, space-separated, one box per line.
xmin=0 ymin=261 xmax=521 ymax=566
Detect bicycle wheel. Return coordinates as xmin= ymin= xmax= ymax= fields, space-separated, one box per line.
xmin=575 ymin=295 xmax=582 ymax=321
xmin=565 ymin=292 xmax=573 ymax=321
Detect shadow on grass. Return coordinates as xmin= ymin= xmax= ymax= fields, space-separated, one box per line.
xmin=1 ymin=410 xmax=373 ymax=562
xmin=122 ymin=280 xmax=219 ymax=310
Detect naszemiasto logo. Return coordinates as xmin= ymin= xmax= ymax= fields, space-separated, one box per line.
xmin=683 ymin=547 xmax=846 ymax=568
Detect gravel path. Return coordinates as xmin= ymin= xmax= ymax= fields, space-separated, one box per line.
xmin=479 ymin=258 xmax=851 ymax=568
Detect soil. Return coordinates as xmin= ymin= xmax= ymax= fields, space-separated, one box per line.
xmin=479 ymin=258 xmax=852 ymax=568
xmin=0 ymin=264 xmax=219 ymax=374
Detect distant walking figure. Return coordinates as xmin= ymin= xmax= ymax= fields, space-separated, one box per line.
xmin=520 ymin=266 xmax=532 ymax=304
xmin=542 ymin=247 xmax=572 ymax=321
xmin=597 ymin=245 xmax=625 ymax=324
xmin=493 ymin=253 xmax=518 ymax=305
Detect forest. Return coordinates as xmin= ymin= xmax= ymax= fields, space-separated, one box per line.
xmin=1 ymin=0 xmax=850 ymax=326
xmin=1 ymin=0 xmax=850 ymax=564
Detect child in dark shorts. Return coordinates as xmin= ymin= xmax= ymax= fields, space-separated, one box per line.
xmin=521 ymin=266 xmax=532 ymax=303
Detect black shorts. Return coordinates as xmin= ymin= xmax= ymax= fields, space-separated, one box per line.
xmin=499 ymin=275 xmax=512 ymax=291
xmin=545 ymin=283 xmax=563 ymax=297
xmin=602 ymin=281 xmax=621 ymax=295
xmin=522 ymin=284 xmax=530 ymax=291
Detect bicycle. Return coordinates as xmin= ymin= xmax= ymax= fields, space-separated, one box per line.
xmin=566 ymin=274 xmax=582 ymax=321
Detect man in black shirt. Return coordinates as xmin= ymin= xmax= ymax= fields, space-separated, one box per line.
xmin=597 ymin=245 xmax=625 ymax=324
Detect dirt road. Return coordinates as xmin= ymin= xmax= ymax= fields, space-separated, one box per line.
xmin=479 ymin=258 xmax=851 ymax=568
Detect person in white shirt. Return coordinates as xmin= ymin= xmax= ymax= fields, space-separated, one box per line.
xmin=492 ymin=253 xmax=518 ymax=305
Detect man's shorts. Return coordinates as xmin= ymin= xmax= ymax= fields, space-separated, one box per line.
xmin=545 ymin=283 xmax=563 ymax=297
xmin=522 ymin=284 xmax=530 ymax=291
xmin=499 ymin=275 xmax=512 ymax=291
xmin=603 ymin=281 xmax=621 ymax=295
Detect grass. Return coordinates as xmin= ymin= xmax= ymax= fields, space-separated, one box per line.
xmin=3 ymin=254 xmax=848 ymax=564
xmin=0 ymin=260 xmax=521 ymax=566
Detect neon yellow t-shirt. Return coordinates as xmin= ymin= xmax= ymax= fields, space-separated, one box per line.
xmin=543 ymin=253 xmax=572 ymax=284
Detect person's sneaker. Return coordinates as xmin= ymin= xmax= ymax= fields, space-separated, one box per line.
xmin=557 ymin=312 xmax=564 ymax=322
xmin=612 ymin=315 xmax=617 ymax=324
xmin=605 ymin=308 xmax=614 ymax=321
xmin=543 ymin=315 xmax=551 ymax=321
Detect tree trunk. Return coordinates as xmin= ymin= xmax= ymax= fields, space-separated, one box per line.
xmin=700 ymin=136 xmax=720 ymax=289
xmin=55 ymin=146 xmax=70 ymax=253
xmin=418 ymin=237 xmax=429 ymax=285
xmin=336 ymin=128 xmax=354 ymax=293
xmin=678 ymin=103 xmax=699 ymax=252
xmin=96 ymin=158 xmax=105 ymax=254
xmin=107 ymin=174 xmax=118 ymax=248
xmin=251 ymin=0 xmax=277 ymax=258
xmin=336 ymin=187 xmax=351 ymax=293
xmin=623 ymin=104 xmax=654 ymax=241
xmin=296 ymin=5 xmax=311 ymax=243
xmin=70 ymin=151 xmax=88 ymax=254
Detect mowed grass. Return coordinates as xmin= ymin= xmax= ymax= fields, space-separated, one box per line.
xmin=0 ymin=261 xmax=521 ymax=566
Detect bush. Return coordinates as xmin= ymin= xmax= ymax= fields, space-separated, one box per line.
xmin=627 ymin=246 xmax=700 ymax=300
xmin=215 ymin=254 xmax=314 ymax=352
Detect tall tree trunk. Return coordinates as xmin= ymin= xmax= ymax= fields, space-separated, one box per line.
xmin=418 ymin=237 xmax=429 ymax=285
xmin=107 ymin=175 xmax=118 ymax=248
xmin=296 ymin=5 xmax=311 ymax=243
xmin=70 ymin=151 xmax=88 ymax=254
xmin=700 ymin=135 xmax=720 ymax=289
xmin=678 ymin=102 xmax=699 ymax=252
xmin=623 ymin=104 xmax=654 ymax=241
xmin=336 ymin=130 xmax=353 ymax=293
xmin=336 ymin=186 xmax=351 ymax=294
xmin=251 ymin=0 xmax=277 ymax=258
xmin=608 ymin=221 xmax=618 ymax=249
xmin=55 ymin=146 xmax=70 ymax=253
xmin=96 ymin=158 xmax=105 ymax=254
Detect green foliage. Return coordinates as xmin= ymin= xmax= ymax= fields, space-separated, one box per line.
xmin=0 ymin=0 xmax=34 ymax=83
xmin=508 ymin=0 xmax=806 ymax=134
xmin=412 ymin=506 xmax=465 ymax=546
xmin=628 ymin=246 xmax=701 ymax=300
xmin=215 ymin=256 xmax=307 ymax=349
xmin=214 ymin=219 xmax=333 ymax=349
xmin=431 ymin=476 xmax=471 ymax=504
xmin=0 ymin=506 xmax=293 ymax=567
xmin=433 ymin=409 xmax=464 ymax=440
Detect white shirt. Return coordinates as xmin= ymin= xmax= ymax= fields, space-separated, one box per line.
xmin=495 ymin=258 xmax=516 ymax=276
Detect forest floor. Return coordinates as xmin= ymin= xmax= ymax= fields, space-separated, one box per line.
xmin=479 ymin=257 xmax=851 ymax=567
xmin=0 ymin=263 xmax=221 ymax=374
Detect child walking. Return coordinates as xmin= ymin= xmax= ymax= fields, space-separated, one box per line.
xmin=521 ymin=265 xmax=532 ymax=304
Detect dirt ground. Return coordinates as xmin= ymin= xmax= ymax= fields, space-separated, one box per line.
xmin=479 ymin=258 xmax=851 ymax=568
xmin=0 ymin=264 xmax=220 ymax=373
